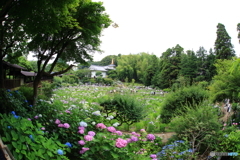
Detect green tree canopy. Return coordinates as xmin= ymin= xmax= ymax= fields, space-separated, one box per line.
xmin=214 ymin=23 xmax=235 ymax=60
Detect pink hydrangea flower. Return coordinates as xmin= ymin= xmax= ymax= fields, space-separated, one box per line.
xmin=150 ymin=154 xmax=157 ymax=158
xmin=130 ymin=136 xmax=138 ymax=142
xmin=65 ymin=110 xmax=71 ymax=113
xmin=79 ymin=147 xmax=89 ymax=154
xmin=107 ymin=126 xmax=116 ymax=133
xmin=63 ymin=123 xmax=70 ymax=128
xmin=140 ymin=129 xmax=146 ymax=132
xmin=146 ymin=134 xmax=155 ymax=141
xmin=115 ymin=131 xmax=123 ymax=136
xmin=27 ymin=118 xmax=31 ymax=121
xmin=88 ymin=131 xmax=96 ymax=136
xmin=41 ymin=127 xmax=45 ymax=130
xmin=55 ymin=119 xmax=61 ymax=124
xmin=126 ymin=138 xmax=132 ymax=143
xmin=58 ymin=124 xmax=64 ymax=127
xmin=78 ymin=126 xmax=85 ymax=130
xmin=34 ymin=116 xmax=39 ymax=119
xmin=78 ymin=140 xmax=85 ymax=145
xmin=115 ymin=138 xmax=127 ymax=148
xmin=96 ymin=123 xmax=106 ymax=129
xmin=78 ymin=130 xmax=84 ymax=134
xmin=84 ymin=135 xmax=93 ymax=141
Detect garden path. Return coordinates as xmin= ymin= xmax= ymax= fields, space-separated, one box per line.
xmin=121 ymin=131 xmax=175 ymax=143
xmin=219 ymin=103 xmax=233 ymax=123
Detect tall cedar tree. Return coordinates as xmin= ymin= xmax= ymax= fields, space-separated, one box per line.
xmin=214 ymin=23 xmax=235 ymax=60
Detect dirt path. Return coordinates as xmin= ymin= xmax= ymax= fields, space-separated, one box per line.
xmin=219 ymin=103 xmax=233 ymax=123
xmin=121 ymin=131 xmax=176 ymax=143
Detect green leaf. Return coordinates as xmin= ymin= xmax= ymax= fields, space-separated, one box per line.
xmin=6 ymin=133 xmax=11 ymax=141
xmin=21 ymin=150 xmax=26 ymax=155
xmin=12 ymin=141 xmax=18 ymax=149
xmin=102 ymin=145 xmax=110 ymax=150
xmin=11 ymin=130 xmax=18 ymax=140
xmin=47 ymin=151 xmax=53 ymax=157
xmin=111 ymin=152 xmax=119 ymax=159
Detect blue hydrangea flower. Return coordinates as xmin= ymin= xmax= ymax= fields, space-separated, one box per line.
xmin=224 ymin=134 xmax=228 ymax=137
xmin=29 ymin=105 xmax=33 ymax=107
xmin=7 ymin=126 xmax=11 ymax=129
xmin=7 ymin=89 xmax=11 ymax=92
xmin=25 ymin=100 xmax=28 ymax=103
xmin=9 ymin=94 xmax=12 ymax=96
xmin=14 ymin=115 xmax=19 ymax=119
xmin=11 ymin=111 xmax=16 ymax=115
xmin=29 ymin=135 xmax=33 ymax=139
xmin=65 ymin=142 xmax=72 ymax=148
xmin=57 ymin=149 xmax=64 ymax=155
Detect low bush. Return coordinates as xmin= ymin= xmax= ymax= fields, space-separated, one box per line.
xmin=161 ymin=85 xmax=209 ymax=123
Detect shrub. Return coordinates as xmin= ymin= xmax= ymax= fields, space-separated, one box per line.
xmin=170 ymin=104 xmax=221 ymax=156
xmin=0 ymin=113 xmax=69 ymax=160
xmin=0 ymin=89 xmax=30 ymax=116
xmin=18 ymin=85 xmax=34 ymax=103
xmin=38 ymin=81 xmax=56 ymax=101
xmin=99 ymin=94 xmax=146 ymax=126
xmin=161 ymin=85 xmax=209 ymax=123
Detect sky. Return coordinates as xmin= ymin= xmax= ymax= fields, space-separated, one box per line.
xmin=91 ymin=0 xmax=240 ymax=61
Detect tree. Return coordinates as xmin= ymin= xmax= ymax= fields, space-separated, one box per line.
xmin=209 ymin=59 xmax=240 ymax=102
xmin=180 ymin=50 xmax=197 ymax=85
xmin=0 ymin=0 xmax=80 ymax=88
xmin=153 ymin=45 xmax=183 ymax=89
xmin=214 ymin=23 xmax=235 ymax=60
xmin=100 ymin=55 xmax=118 ymax=66
xmin=28 ymin=1 xmax=112 ymax=104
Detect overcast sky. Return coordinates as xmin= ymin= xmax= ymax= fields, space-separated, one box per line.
xmin=91 ymin=0 xmax=240 ymax=61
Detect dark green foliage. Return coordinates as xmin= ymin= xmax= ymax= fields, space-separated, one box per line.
xmin=170 ymin=104 xmax=221 ymax=155
xmin=214 ymin=23 xmax=235 ymax=60
xmin=161 ymin=85 xmax=209 ymax=123
xmin=99 ymin=55 xmax=118 ymax=66
xmin=180 ymin=50 xmax=197 ymax=85
xmin=0 ymin=89 xmax=30 ymax=116
xmin=107 ymin=70 xmax=118 ymax=79
xmin=18 ymin=85 xmax=34 ymax=103
xmin=99 ymin=94 xmax=146 ymax=126
xmin=38 ymin=81 xmax=56 ymax=101
xmin=0 ymin=114 xmax=69 ymax=160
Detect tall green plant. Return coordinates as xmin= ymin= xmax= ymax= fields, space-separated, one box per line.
xmin=170 ymin=104 xmax=221 ymax=157
xmin=100 ymin=94 xmax=146 ymax=126
xmin=161 ymin=85 xmax=209 ymax=123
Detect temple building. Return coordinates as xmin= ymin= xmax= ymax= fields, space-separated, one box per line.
xmin=89 ymin=59 xmax=116 ymax=78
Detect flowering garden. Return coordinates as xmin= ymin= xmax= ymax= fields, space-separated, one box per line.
xmin=1 ymin=84 xmax=240 ymax=159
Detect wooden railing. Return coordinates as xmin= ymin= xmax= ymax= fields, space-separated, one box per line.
xmin=3 ymin=79 xmax=21 ymax=89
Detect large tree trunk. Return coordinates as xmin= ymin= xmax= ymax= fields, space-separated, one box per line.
xmin=33 ymin=74 xmax=41 ymax=105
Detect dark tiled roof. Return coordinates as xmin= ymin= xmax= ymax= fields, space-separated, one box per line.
xmin=21 ymin=71 xmax=37 ymax=76
xmin=3 ymin=61 xmax=27 ymax=70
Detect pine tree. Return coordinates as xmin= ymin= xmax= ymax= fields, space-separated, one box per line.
xmin=214 ymin=23 xmax=235 ymax=60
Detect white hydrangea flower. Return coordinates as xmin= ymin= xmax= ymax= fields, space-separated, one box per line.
xmin=92 ymin=111 xmax=101 ymax=116
xmin=113 ymin=122 xmax=120 ymax=127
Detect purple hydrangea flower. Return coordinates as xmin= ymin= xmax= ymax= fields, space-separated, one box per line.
xmin=88 ymin=131 xmax=96 ymax=136
xmin=146 ymin=134 xmax=155 ymax=141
